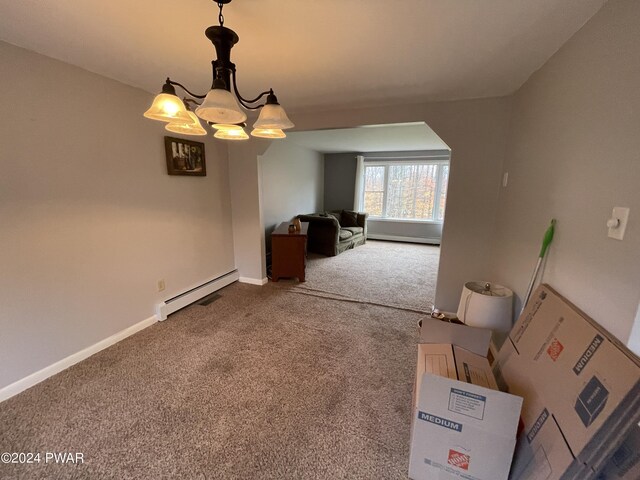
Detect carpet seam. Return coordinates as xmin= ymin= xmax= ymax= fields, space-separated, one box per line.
xmin=287 ymin=289 xmax=432 ymax=315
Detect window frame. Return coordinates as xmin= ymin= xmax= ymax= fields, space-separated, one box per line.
xmin=360 ymin=158 xmax=450 ymax=223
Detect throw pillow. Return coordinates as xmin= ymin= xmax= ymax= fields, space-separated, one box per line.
xmin=341 ymin=210 xmax=359 ymax=227
xmin=326 ymin=212 xmax=341 ymax=226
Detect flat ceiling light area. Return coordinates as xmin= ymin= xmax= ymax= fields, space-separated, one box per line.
xmin=0 ymin=0 xmax=606 ymax=111
xmin=286 ymin=123 xmax=449 ymax=154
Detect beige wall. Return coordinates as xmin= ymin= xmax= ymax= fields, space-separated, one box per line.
xmin=260 ymin=141 xmax=324 ymax=251
xmin=228 ymin=141 xmax=270 ymax=283
xmin=0 ymin=42 xmax=236 ymax=389
xmin=489 ymin=0 xmax=640 ymax=344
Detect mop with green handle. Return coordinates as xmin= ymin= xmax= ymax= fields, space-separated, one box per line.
xmin=521 ymin=219 xmax=556 ymax=315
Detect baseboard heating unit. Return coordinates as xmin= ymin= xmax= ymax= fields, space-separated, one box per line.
xmin=155 ymin=270 xmax=239 ymax=321
xmin=367 ymin=234 xmax=441 ymax=245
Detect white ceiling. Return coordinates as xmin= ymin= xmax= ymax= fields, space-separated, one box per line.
xmin=0 ymin=0 xmax=606 ymax=112
xmin=287 ymin=123 xmax=449 ymax=154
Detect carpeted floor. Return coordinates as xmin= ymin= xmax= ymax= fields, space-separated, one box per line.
xmin=0 ymin=241 xmax=439 ymax=479
xmin=288 ymin=240 xmax=440 ymax=313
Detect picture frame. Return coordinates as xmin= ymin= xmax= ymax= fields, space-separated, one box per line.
xmin=164 ymin=136 xmax=206 ymax=176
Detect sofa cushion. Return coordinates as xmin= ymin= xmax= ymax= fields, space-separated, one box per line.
xmin=341 ymin=210 xmax=359 ymax=227
xmin=326 ymin=211 xmax=341 ymax=226
xmin=342 ymin=226 xmax=363 ymax=236
xmin=338 ymin=229 xmax=353 ymax=241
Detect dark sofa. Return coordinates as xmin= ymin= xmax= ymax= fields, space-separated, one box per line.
xmin=297 ymin=209 xmax=368 ymax=257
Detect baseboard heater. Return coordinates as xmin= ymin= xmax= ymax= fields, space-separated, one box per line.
xmin=368 ymin=234 xmax=441 ymax=245
xmin=155 ymin=270 xmax=239 ymax=321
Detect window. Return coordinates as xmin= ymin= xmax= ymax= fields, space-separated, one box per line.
xmin=361 ymin=160 xmax=449 ymax=221
xmin=363 ymin=166 xmax=386 ymax=216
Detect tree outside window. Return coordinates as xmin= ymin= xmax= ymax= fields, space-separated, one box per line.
xmin=362 ymin=160 xmax=449 ymax=221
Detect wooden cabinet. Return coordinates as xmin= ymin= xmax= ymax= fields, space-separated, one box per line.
xmin=271 ymin=222 xmax=308 ymax=282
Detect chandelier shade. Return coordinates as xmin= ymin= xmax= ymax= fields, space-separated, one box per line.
xmin=143 ymin=0 xmax=293 ymax=140
xmin=253 ymin=100 xmax=294 ymax=130
xmin=214 ymin=126 xmax=249 ymax=140
xmin=144 ymin=93 xmax=191 ymax=123
xmin=195 ymin=88 xmax=247 ymax=124
xmin=165 ymin=111 xmax=207 ymax=136
xmin=251 ymin=128 xmax=286 ymax=139
xmin=212 ymin=123 xmax=243 ymax=131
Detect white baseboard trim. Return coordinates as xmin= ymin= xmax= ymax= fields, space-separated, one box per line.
xmin=239 ymin=276 xmax=268 ymax=286
xmin=0 ymin=315 xmax=158 ymax=403
xmin=156 ymin=270 xmax=239 ymax=321
xmin=368 ymin=234 xmax=441 ymax=245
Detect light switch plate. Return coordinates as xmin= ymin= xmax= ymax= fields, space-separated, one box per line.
xmin=608 ymin=207 xmax=630 ymax=240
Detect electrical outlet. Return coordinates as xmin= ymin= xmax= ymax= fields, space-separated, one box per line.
xmin=157 ymin=279 xmax=166 ymax=292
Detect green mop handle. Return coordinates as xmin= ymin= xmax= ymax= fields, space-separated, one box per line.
xmin=521 ymin=219 xmax=556 ymax=314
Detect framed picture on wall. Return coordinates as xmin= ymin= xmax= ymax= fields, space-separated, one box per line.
xmin=164 ymin=136 xmax=206 ymax=176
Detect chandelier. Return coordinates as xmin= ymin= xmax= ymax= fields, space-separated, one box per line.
xmin=143 ymin=0 xmax=294 ymax=140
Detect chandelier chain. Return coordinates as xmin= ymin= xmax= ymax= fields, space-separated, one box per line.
xmin=218 ymin=2 xmax=225 ymax=26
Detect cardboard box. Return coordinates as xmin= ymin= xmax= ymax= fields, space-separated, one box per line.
xmin=497 ymin=338 xmax=578 ymax=478
xmin=495 ymin=285 xmax=640 ymax=480
xmin=510 ymin=405 xmax=576 ymax=480
xmin=409 ymin=318 xmax=523 ymax=480
xmin=419 ymin=317 xmax=492 ymax=356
